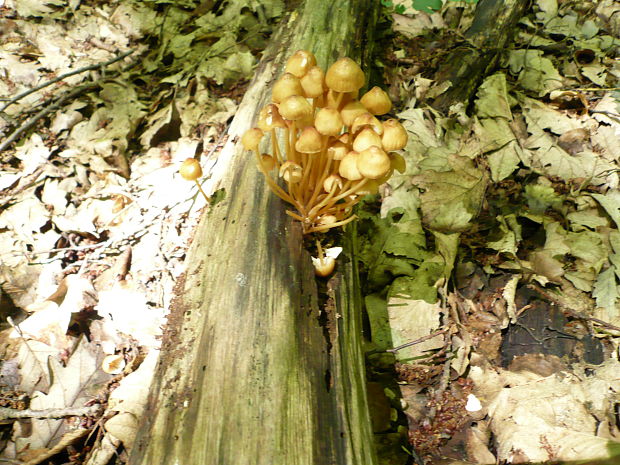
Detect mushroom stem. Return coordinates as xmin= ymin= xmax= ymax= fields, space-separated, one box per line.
xmin=253 ymin=149 xmax=298 ymax=206
xmin=299 ymin=153 xmax=315 ymax=202
xmin=315 ymin=195 xmax=357 ymax=219
xmin=305 ymin=148 xmax=334 ymax=212
xmin=289 ymin=121 xmax=298 ymax=164
xmin=312 ymin=178 xmax=368 ymax=218
xmin=270 ymin=128 xmax=282 ymax=166
xmin=194 ymin=180 xmax=210 ymax=203
xmin=304 ymin=137 xmax=329 ymax=204
xmin=306 ymin=214 xmax=357 ymax=233
xmin=286 ymin=209 xmax=306 ymax=222
xmin=316 ymin=239 xmax=324 ymax=264
xmin=333 ymin=91 xmax=345 ymax=110
xmin=306 ymin=181 xmax=342 ymax=221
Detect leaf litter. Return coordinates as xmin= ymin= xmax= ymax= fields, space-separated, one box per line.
xmin=1 ymin=0 xmax=620 ymax=463
xmin=0 ymin=0 xmax=282 ymax=462
xmin=364 ymin=0 xmax=620 ymax=463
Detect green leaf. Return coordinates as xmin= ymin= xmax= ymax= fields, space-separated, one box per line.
xmin=432 ymin=231 xmax=459 ymax=279
xmin=431 ymin=201 xmax=473 ymax=232
xmin=365 ymin=293 xmax=390 ymax=350
xmin=566 ymin=230 xmax=607 ymax=273
xmin=487 ymin=140 xmax=522 ymax=181
xmin=567 ymin=209 xmax=609 ymax=230
xmin=412 ymin=155 xmax=489 ymax=233
xmin=592 ymin=267 xmax=618 ymax=311
xmin=474 ymin=117 xmax=516 ymax=154
xmin=487 ymin=216 xmax=519 ymax=255
xmin=591 ymin=191 xmax=620 ymax=229
xmin=388 ymin=263 xmax=443 ymax=304
xmin=357 ymin=200 xmax=430 ymax=290
xmin=524 ymin=183 xmax=563 ymax=214
xmin=543 ymin=222 xmax=571 ymax=257
xmin=565 ymin=270 xmax=596 ymax=292
xmin=475 ymin=73 xmax=512 ymax=119
xmin=520 ymin=95 xmax=582 ymax=135
xmin=412 ymin=0 xmax=443 ymax=13
xmin=506 ymin=50 xmax=563 ymax=96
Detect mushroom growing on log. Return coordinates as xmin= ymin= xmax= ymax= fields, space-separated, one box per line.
xmin=129 ymin=1 xmax=380 ymax=464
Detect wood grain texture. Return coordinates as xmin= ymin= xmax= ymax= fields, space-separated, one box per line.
xmin=430 ymin=0 xmax=531 ymax=113
xmin=129 ymin=1 xmax=379 ymax=464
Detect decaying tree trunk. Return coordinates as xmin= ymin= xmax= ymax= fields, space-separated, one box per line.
xmin=430 ymin=0 xmax=531 ymax=113
xmin=129 ymin=1 xmax=379 ymax=464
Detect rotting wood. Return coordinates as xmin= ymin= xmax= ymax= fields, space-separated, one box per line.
xmin=128 ymin=1 xmax=379 ymax=464
xmin=430 ymin=0 xmax=531 ymax=113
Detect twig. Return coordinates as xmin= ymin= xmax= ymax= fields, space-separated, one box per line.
xmin=0 ymin=165 xmax=45 ymax=206
xmin=0 ymin=82 xmax=97 ymax=153
xmin=0 ymin=240 xmax=111 ymax=258
xmin=427 ymin=357 xmax=452 ymax=422
xmin=386 ymin=329 xmax=449 ymax=353
xmin=0 ymin=49 xmax=134 ymax=115
xmin=0 ymin=405 xmax=101 ymax=420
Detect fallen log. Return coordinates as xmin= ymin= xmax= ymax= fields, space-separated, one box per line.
xmin=129 ymin=1 xmax=379 ymax=464
xmin=430 ymin=0 xmax=531 ymax=113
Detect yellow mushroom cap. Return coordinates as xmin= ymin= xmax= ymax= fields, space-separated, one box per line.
xmin=179 ymin=158 xmax=203 ymax=181
xmin=241 ymin=128 xmax=264 ymax=151
xmin=340 ymin=100 xmax=367 ymax=127
xmin=389 ymin=152 xmax=406 ymax=173
xmin=285 ymin=50 xmax=317 ymax=78
xmin=360 ymin=86 xmax=392 ymax=115
xmin=315 ymin=108 xmax=343 ymax=136
xmin=351 ymin=112 xmax=383 ymax=135
xmin=317 ymin=214 xmax=338 ymax=226
xmin=327 ymin=140 xmax=349 ymax=160
xmin=352 ymin=128 xmax=383 ymax=153
xmin=339 ymin=151 xmax=363 ymax=181
xmin=279 ymin=161 xmax=303 ymax=183
xmin=338 ymin=132 xmax=352 ymax=145
xmin=312 ymin=256 xmax=336 ymax=277
xmin=323 ymin=174 xmax=344 ymax=192
xmin=381 ymin=119 xmax=408 ymax=151
xmin=257 ymin=104 xmax=287 ymax=132
xmin=272 ymin=73 xmax=304 ymax=104
xmin=357 ymin=146 xmax=391 ymax=179
xmin=279 ymin=95 xmax=313 ymax=121
xmin=325 ymin=57 xmax=365 ymax=93
xmin=301 ymin=66 xmax=325 ymax=98
xmin=260 ymin=154 xmax=277 ymax=171
xmin=296 ymin=127 xmax=322 ymax=153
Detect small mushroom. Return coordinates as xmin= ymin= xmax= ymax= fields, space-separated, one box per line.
xmin=285 ymin=50 xmax=317 ymax=78
xmin=360 ymin=86 xmax=392 ymax=115
xmin=179 ymin=158 xmax=210 ymax=203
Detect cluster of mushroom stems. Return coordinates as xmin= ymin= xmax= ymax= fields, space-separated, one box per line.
xmin=241 ymin=50 xmax=407 ymax=237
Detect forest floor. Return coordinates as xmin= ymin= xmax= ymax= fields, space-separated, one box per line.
xmin=0 ymin=0 xmax=619 ymax=464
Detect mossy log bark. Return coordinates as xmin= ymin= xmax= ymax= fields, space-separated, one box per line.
xmin=430 ymin=0 xmax=531 ymax=113
xmin=129 ymin=2 xmax=379 ymax=465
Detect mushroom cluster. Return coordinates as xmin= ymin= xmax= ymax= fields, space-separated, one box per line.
xmin=242 ymin=50 xmax=407 ymax=234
